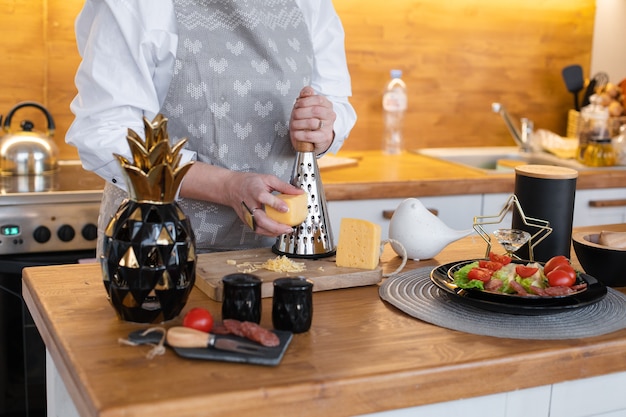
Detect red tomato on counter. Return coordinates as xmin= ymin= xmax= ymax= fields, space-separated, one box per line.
xmin=183 ymin=307 xmax=214 ymax=333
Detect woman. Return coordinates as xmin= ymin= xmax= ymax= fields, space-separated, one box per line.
xmin=66 ymin=0 xmax=356 ymax=253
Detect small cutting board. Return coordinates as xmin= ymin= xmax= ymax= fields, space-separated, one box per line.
xmin=317 ymin=155 xmax=359 ymax=171
xmin=195 ymin=248 xmax=382 ymax=301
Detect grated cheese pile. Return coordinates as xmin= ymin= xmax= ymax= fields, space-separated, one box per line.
xmin=226 ymin=255 xmax=306 ymax=274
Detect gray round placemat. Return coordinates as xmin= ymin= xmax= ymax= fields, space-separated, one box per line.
xmin=380 ymin=266 xmax=626 ymax=340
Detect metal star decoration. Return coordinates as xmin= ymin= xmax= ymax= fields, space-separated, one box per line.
xmin=473 ymin=194 xmax=552 ymax=261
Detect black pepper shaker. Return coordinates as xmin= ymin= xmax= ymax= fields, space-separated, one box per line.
xmin=272 ymin=277 xmax=313 ymax=333
xmin=221 ymin=273 xmax=262 ymax=323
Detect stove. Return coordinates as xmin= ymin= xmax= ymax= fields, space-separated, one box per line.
xmin=0 ymin=160 xmax=104 ymax=417
xmin=0 ymin=160 xmax=104 ymax=255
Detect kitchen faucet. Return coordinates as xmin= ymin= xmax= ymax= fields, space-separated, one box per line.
xmin=491 ymin=102 xmax=534 ymax=152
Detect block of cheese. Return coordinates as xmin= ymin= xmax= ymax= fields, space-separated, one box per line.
xmin=336 ymin=218 xmax=382 ymax=270
xmin=265 ymin=193 xmax=309 ymax=226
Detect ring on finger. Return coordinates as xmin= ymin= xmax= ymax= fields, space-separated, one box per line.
xmin=316 ymin=119 xmax=324 ymax=130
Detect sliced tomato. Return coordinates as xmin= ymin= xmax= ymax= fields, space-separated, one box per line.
xmin=489 ymin=252 xmax=512 ymax=265
xmin=468 ymin=267 xmax=493 ymax=282
xmin=547 ymin=269 xmax=576 ymax=287
xmin=515 ymin=265 xmax=539 ymax=278
xmin=478 ymin=260 xmax=503 ymax=271
xmin=543 ymin=255 xmax=570 ymax=275
xmin=552 ymin=264 xmax=577 ymax=281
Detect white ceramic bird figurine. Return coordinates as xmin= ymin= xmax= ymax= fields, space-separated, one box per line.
xmin=389 ymin=198 xmax=474 ymax=261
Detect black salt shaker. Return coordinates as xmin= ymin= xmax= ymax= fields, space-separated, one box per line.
xmin=272 ymin=277 xmax=313 ymax=333
xmin=221 ymin=273 xmax=262 ymax=323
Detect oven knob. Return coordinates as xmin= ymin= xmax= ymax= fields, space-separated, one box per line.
xmin=82 ymin=224 xmax=98 ymax=241
xmin=33 ymin=226 xmax=51 ymax=243
xmin=57 ymin=225 xmax=76 ymax=242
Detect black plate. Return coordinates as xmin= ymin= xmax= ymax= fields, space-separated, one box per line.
xmin=127 ymin=328 xmax=292 ymax=366
xmin=430 ymin=260 xmax=607 ymax=315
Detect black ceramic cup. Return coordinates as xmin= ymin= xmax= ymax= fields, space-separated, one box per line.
xmin=511 ymin=165 xmax=578 ymax=262
xmin=221 ymin=273 xmax=262 ymax=323
xmin=272 ymin=277 xmax=313 ymax=333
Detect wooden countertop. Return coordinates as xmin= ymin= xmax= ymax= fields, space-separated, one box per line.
xmin=23 ymin=235 xmax=626 ymax=417
xmin=321 ymin=151 xmax=626 ymax=200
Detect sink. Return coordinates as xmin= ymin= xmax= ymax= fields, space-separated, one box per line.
xmin=414 ymin=146 xmax=625 ymax=173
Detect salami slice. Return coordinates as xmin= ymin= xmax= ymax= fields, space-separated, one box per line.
xmin=222 ymin=319 xmax=246 ymax=337
xmin=220 ymin=319 xmax=280 ymax=347
xmin=210 ymin=323 xmax=230 ymax=335
xmin=240 ymin=321 xmax=280 ymax=347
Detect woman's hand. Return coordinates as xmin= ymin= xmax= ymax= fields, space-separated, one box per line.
xmin=179 ymin=163 xmax=303 ymax=237
xmin=289 ymin=86 xmax=337 ymax=155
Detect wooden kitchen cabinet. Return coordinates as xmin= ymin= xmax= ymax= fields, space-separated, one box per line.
xmin=573 ymin=188 xmax=626 ymax=226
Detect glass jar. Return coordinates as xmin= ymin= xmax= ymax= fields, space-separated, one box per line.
xmin=577 ymin=95 xmax=610 ymax=163
xmin=582 ymin=138 xmax=616 ymax=167
xmin=612 ymin=124 xmax=626 ymax=166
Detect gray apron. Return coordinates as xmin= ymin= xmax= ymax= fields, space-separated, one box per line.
xmin=98 ymin=0 xmax=313 ymax=254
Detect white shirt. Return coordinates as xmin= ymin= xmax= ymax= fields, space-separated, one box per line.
xmin=66 ymin=0 xmax=357 ymax=189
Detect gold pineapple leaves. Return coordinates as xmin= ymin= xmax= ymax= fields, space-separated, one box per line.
xmin=114 ymin=114 xmax=193 ymax=203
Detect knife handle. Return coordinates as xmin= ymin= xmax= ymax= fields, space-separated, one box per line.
xmin=166 ymin=326 xmax=212 ymax=348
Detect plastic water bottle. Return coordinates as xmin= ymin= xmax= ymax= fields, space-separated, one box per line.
xmin=382 ymin=69 xmax=407 ymax=154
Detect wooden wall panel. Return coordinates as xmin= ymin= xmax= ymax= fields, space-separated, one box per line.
xmin=0 ymin=0 xmax=595 ymax=160
xmin=335 ymin=0 xmax=595 ymax=151
xmin=47 ymin=1 xmax=83 ymax=158
xmin=0 ymin=0 xmax=46 ymax=133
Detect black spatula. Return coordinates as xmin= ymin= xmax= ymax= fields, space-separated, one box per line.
xmin=561 ymin=65 xmax=584 ymax=111
xmin=581 ymin=72 xmax=609 ymax=108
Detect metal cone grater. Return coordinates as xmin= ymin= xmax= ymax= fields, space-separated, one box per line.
xmin=272 ymin=141 xmax=336 ymax=258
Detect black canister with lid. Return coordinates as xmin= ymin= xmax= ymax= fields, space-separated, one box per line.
xmin=272 ymin=277 xmax=313 ymax=333
xmin=221 ymin=273 xmax=262 ymax=324
xmin=511 ymin=165 xmax=578 ymax=262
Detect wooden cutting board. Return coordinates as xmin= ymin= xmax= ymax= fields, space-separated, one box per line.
xmin=317 ymin=155 xmax=359 ymax=171
xmin=194 ymin=248 xmax=382 ymax=301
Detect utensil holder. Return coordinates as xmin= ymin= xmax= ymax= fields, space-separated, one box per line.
xmin=273 ymin=141 xmax=335 ymax=259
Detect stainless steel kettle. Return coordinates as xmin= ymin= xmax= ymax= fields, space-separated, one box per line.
xmin=0 ymin=101 xmax=59 ymax=176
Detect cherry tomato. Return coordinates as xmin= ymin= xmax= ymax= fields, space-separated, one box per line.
xmin=489 ymin=252 xmax=512 ymax=265
xmin=552 ymin=264 xmax=577 ymax=281
xmin=515 ymin=265 xmax=539 ymax=278
xmin=183 ymin=307 xmax=214 ymax=333
xmin=547 ymin=269 xmax=576 ymax=287
xmin=478 ymin=260 xmax=503 ymax=271
xmin=468 ymin=267 xmax=493 ymax=282
xmin=543 ymin=255 xmax=570 ymax=275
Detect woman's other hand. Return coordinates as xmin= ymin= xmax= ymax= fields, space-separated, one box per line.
xmin=290 ymin=86 xmax=337 ymax=155
xmin=180 ymin=163 xmax=303 ymax=237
